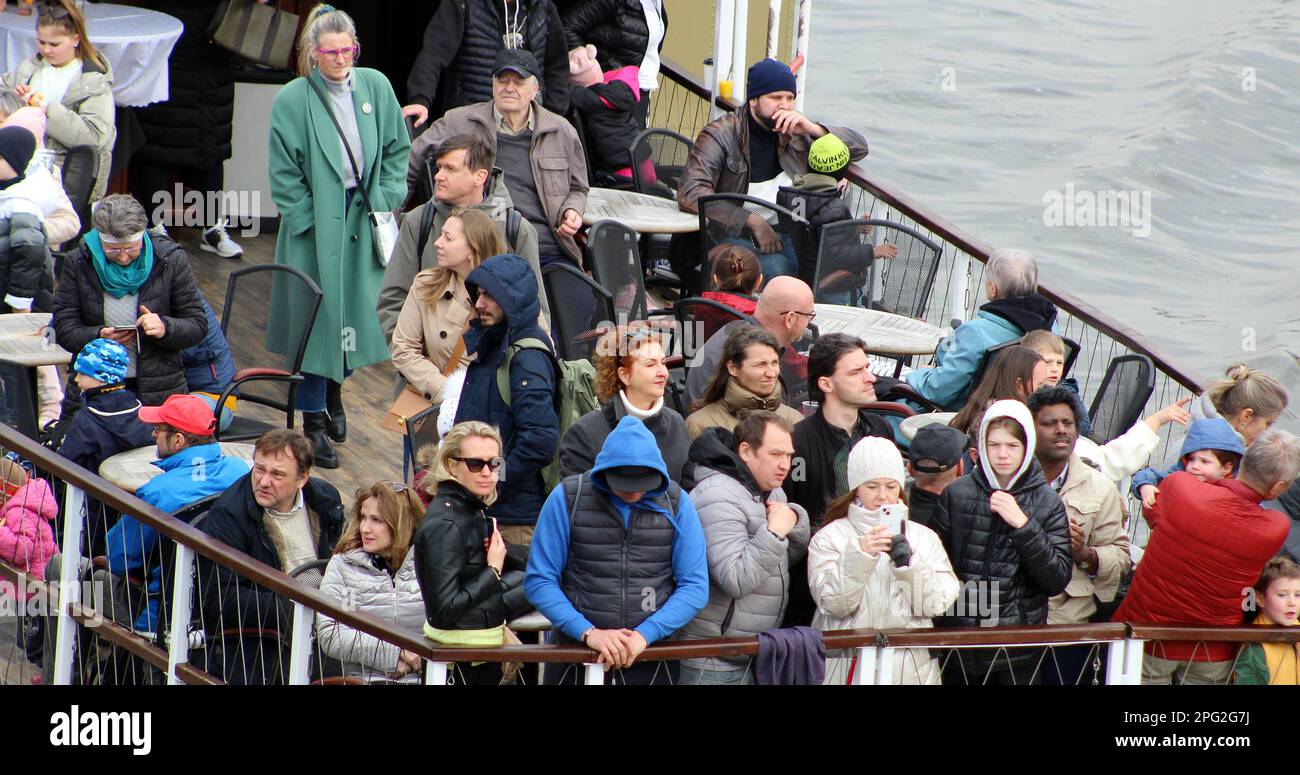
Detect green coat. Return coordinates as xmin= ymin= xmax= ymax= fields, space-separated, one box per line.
xmin=267 ymin=67 xmax=411 ymax=382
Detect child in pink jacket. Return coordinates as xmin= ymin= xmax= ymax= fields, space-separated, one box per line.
xmin=0 ymin=459 xmax=59 ymax=600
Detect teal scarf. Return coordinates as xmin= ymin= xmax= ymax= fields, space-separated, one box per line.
xmin=87 ymin=230 xmax=154 ymax=299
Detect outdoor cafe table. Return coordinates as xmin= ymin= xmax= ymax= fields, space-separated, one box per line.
xmin=0 ymin=312 xmax=70 ymax=367
xmin=99 ymin=442 xmax=256 ymax=494
xmin=812 ymin=303 xmax=945 ymax=358
xmin=582 ymin=187 xmax=699 ymax=233
xmin=0 ymin=3 xmax=183 ymax=107
xmin=900 ymin=411 xmax=959 ymax=442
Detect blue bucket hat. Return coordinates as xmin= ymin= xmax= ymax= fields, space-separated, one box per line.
xmin=74 ymin=338 xmax=129 ymax=385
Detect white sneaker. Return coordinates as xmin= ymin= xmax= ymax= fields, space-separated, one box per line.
xmin=148 ymin=222 xmax=170 ymax=240
xmin=200 ymin=222 xmax=243 ymax=258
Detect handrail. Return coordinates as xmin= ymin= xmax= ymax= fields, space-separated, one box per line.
xmin=655 ymin=58 xmax=1203 ymax=394
xmin=878 ymin=623 xmax=1129 ymax=647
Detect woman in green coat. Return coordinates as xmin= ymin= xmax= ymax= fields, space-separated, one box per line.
xmin=268 ymin=4 xmax=410 ymax=468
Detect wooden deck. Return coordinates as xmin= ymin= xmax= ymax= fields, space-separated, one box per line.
xmin=182 ymin=226 xmax=406 ymax=508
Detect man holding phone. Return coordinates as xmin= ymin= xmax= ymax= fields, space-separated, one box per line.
xmin=679 ymin=411 xmax=810 ymax=684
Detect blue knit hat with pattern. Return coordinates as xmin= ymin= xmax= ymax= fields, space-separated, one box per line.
xmin=74 ymin=338 xmax=129 ymax=385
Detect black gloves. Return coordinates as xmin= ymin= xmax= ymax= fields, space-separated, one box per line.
xmin=888 ymin=534 xmax=913 ymax=568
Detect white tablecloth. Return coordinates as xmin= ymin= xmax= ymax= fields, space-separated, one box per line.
xmin=0 ymin=3 xmax=183 ymax=107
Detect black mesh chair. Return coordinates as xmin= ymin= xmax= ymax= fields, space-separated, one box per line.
xmin=671 ymin=297 xmax=756 ymax=409
xmin=811 ymin=219 xmax=943 ymax=318
xmin=214 ymin=265 xmax=323 ymax=442
xmin=541 ymin=262 xmax=614 ymax=362
xmin=696 ymin=194 xmax=811 ymax=298
xmin=60 ymin=144 xmax=98 ymax=240
xmin=586 ymin=220 xmax=673 ymax=324
xmin=968 ymin=335 xmax=1082 ymax=396
xmin=629 ymin=128 xmax=694 ymax=199
xmin=1087 ymin=354 xmax=1155 ymax=444
xmin=402 ymin=404 xmax=441 ymax=483
xmin=0 ymin=357 xmax=38 ymax=439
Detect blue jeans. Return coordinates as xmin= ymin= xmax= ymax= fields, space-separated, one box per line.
xmin=298 ymin=370 xmax=352 ymax=413
xmin=726 ymin=236 xmax=798 ymax=283
xmin=678 ymin=663 xmax=753 ymax=685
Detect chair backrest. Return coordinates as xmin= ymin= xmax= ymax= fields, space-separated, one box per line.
xmin=817 ymin=219 xmax=942 ymax=317
xmin=403 ymin=404 xmax=441 ymax=482
xmin=1087 ymin=354 xmax=1155 ymax=444
xmin=673 ymin=297 xmax=755 ymax=385
xmin=1060 ymin=336 xmax=1081 ymax=380
xmin=221 ymin=264 xmax=322 ymax=408
xmin=587 ymin=220 xmax=648 ymax=323
xmin=629 ymin=128 xmax=694 ymax=198
xmin=60 ymin=144 xmax=98 ymax=239
xmin=0 ymin=358 xmax=38 ymax=439
xmin=696 ymin=193 xmax=810 ymax=296
xmin=406 ymin=117 xmax=436 ymax=207
xmin=289 ymin=559 xmax=332 ymax=591
xmin=541 ymin=262 xmax=614 ymax=362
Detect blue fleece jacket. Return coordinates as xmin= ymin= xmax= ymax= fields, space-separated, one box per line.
xmin=105 ymin=443 xmax=250 ymax=632
xmin=525 ymin=416 xmax=709 ymax=644
xmin=1131 ymin=417 xmax=1245 ymax=499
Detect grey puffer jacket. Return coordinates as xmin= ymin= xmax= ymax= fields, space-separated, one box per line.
xmin=680 ymin=428 xmax=810 ymax=671
xmin=315 ymin=547 xmax=425 ymax=683
xmin=1 ymin=55 xmax=116 ymax=199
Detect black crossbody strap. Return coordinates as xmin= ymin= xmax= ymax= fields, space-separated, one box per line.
xmin=305 ymin=74 xmax=379 ymax=216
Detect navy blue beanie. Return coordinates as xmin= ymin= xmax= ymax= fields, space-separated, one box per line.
xmin=747 ymin=58 xmax=797 ymax=100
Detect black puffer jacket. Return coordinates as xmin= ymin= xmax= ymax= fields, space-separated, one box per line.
xmin=53 ymin=235 xmax=208 ymax=406
xmin=414 ymin=481 xmax=530 ymax=632
xmin=135 ymin=0 xmax=234 ymax=169
xmin=930 ymin=401 xmax=1071 ymax=636
xmin=568 ymin=79 xmax=640 ymax=179
xmin=407 ymin=0 xmax=571 ymax=116
xmin=562 ymin=0 xmax=667 ymax=73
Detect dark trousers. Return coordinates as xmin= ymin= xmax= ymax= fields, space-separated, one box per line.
xmin=132 ymin=164 xmax=224 ymax=229
xmin=941 ymin=648 xmax=1045 ymax=686
xmin=545 ymin=660 xmax=679 ymax=685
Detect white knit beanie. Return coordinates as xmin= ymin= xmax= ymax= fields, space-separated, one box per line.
xmin=846 ymin=436 xmax=906 ymax=492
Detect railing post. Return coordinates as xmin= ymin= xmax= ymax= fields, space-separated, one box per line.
xmin=947 ymin=252 xmax=970 ymax=326
xmin=583 ymin=662 xmax=605 ymax=685
xmin=852 ymin=645 xmax=876 ymax=685
xmin=766 ymin=0 xmax=782 ymax=58
xmin=426 ymin=660 xmax=449 ymax=686
xmin=874 ymin=645 xmax=896 ymax=685
xmin=792 ymin=0 xmax=812 ymax=112
xmin=165 ymin=544 xmax=195 ymax=685
xmin=710 ymin=0 xmax=735 ymax=120
xmin=1112 ymin=638 xmax=1144 ymax=685
xmin=731 ymin=0 xmax=749 ymax=102
xmin=52 ymin=484 xmax=85 ymax=686
xmin=287 ymin=601 xmax=312 ymax=685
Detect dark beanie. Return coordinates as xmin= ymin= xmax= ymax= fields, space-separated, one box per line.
xmin=0 ymin=126 xmax=35 ymax=176
xmin=746 ymin=58 xmax=797 ymax=100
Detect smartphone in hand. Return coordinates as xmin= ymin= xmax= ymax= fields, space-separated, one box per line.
xmin=879 ymin=503 xmax=908 ymax=536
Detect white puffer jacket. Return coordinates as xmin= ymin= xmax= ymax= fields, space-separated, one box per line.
xmin=316 ymin=547 xmax=426 ymax=683
xmin=809 ymin=503 xmax=960 ymax=685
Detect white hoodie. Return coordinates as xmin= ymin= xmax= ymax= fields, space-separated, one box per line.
xmin=808 ymin=501 xmax=960 ymax=685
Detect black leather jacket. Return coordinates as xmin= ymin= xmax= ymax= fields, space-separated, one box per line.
xmin=414 ymin=481 xmax=529 ymax=631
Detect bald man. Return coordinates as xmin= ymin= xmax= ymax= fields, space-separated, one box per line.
xmin=685 ymin=276 xmax=816 ymax=408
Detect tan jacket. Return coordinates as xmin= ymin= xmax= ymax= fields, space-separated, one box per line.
xmin=389 ymin=270 xmax=474 ymax=402
xmin=1047 ymin=453 xmax=1132 ymax=624
xmin=1 ymin=56 xmax=116 ymax=200
xmin=686 ymin=379 xmax=804 ymax=440
xmin=406 ymin=100 xmax=588 ymax=262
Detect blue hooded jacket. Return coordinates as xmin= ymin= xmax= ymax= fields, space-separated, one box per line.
xmin=181 ymin=298 xmax=236 ymax=394
xmin=58 ymin=384 xmax=156 ymax=472
xmin=525 ymin=416 xmax=709 ymax=644
xmin=1131 ymin=417 xmax=1245 ymax=498
xmin=454 ymin=254 xmax=559 ymax=525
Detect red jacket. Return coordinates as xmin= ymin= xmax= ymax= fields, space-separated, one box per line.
xmin=1114 ymin=472 xmax=1288 ymax=661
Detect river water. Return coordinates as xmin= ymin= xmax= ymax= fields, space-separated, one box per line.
xmin=805 ymin=0 xmax=1300 ymax=430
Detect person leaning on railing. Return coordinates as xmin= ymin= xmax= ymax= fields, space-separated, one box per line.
xmin=1113 ymin=429 xmax=1300 ymax=686
xmin=196 ymin=429 xmax=344 ymax=685
xmin=413 ymin=422 xmax=531 ymax=686
xmin=316 ymin=481 xmax=427 ymax=684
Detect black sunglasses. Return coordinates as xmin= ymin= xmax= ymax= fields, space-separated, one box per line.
xmin=381 ymin=480 xmax=408 ymax=493
xmin=452 ymin=456 xmax=505 ymax=473
xmin=37 ymin=1 xmax=70 ymax=19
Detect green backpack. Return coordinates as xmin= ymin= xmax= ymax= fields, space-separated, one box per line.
xmin=496 ymin=337 xmax=600 ymax=491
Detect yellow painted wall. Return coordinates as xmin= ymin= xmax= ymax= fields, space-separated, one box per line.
xmin=662 ymin=0 xmax=796 ymax=87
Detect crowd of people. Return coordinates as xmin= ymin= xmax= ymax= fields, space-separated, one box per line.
xmin=0 ymin=1 xmax=1296 ymax=686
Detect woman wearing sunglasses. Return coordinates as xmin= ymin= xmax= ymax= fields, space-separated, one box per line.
xmin=267 ymin=4 xmax=410 ymax=469
xmin=316 ymin=480 xmax=427 ymax=683
xmin=414 ymin=421 xmax=531 ymax=684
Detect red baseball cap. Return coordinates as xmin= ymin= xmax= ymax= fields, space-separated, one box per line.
xmin=138 ymin=394 xmax=217 ymax=436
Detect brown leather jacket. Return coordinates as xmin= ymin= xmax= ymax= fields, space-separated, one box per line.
xmin=676 ymin=109 xmax=869 ymax=214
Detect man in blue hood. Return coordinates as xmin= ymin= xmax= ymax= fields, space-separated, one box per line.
xmin=454 ymin=253 xmax=559 ymax=545
xmin=526 ymin=416 xmax=708 ymax=684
